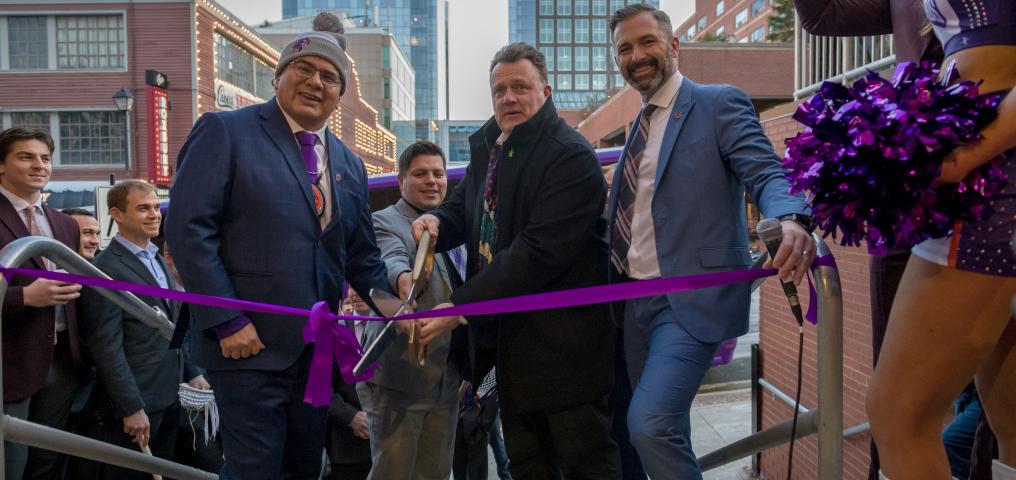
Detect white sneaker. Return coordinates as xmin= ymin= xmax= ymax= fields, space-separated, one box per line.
xmin=995 ymin=460 xmax=1016 ymax=480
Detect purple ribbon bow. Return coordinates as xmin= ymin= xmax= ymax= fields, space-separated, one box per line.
xmin=302 ymin=301 xmax=377 ymax=407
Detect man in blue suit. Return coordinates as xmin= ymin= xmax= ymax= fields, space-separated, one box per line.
xmin=166 ymin=13 xmax=389 ymax=480
xmin=607 ymin=5 xmax=815 ymax=478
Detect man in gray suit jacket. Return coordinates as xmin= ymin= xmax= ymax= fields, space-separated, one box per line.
xmin=79 ymin=180 xmax=205 ymax=479
xmin=607 ymin=5 xmax=814 ymax=479
xmin=359 ymin=141 xmax=465 ymax=480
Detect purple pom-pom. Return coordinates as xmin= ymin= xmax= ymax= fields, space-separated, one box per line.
xmin=783 ymin=61 xmax=1008 ymax=254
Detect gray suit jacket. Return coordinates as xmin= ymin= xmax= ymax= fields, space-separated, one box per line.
xmin=79 ymin=239 xmax=200 ymax=418
xmin=364 ymin=199 xmax=460 ymax=400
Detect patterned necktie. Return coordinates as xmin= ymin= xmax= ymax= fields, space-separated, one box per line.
xmin=610 ymin=103 xmax=657 ymax=275
xmin=295 ymin=131 xmax=325 ymax=216
xmin=24 ymin=206 xmax=53 ymax=270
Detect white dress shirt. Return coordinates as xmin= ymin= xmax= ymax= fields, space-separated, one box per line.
xmin=627 ymin=70 xmax=684 ymax=280
xmin=281 ymin=109 xmax=333 ymax=229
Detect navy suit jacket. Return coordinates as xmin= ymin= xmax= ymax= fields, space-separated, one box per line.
xmin=167 ymin=98 xmax=389 ymax=371
xmin=607 ymin=78 xmax=811 ymax=343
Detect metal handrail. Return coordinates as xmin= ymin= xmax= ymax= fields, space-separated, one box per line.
xmin=697 ymin=232 xmax=844 ymax=479
xmin=0 ymin=236 xmax=215 ymax=480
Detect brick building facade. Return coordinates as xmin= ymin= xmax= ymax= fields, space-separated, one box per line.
xmin=674 ymin=0 xmax=776 ymax=43
xmin=0 ymin=0 xmax=395 ymax=205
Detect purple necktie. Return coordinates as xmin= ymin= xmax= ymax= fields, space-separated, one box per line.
xmin=295 ymin=131 xmax=320 ymax=185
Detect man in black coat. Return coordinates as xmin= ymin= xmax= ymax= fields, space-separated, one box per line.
xmin=78 ymin=180 xmax=204 ymax=479
xmin=412 ymin=43 xmax=621 ymax=479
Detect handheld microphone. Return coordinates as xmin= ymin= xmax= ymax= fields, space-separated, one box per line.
xmin=756 ymin=218 xmax=804 ymax=325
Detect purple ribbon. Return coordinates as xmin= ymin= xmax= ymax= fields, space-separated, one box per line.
xmin=302 ymin=302 xmax=377 ymax=407
xmin=0 ymin=254 xmax=836 ymax=406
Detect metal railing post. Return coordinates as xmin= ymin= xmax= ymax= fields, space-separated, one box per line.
xmin=697 ymin=233 xmax=843 ymax=478
xmin=0 ymin=237 xmax=213 ymax=480
xmin=814 ymin=233 xmax=844 ymax=479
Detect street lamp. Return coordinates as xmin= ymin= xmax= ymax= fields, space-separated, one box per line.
xmin=112 ymin=87 xmax=133 ymax=167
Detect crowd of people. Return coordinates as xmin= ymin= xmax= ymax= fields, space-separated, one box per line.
xmin=0 ymin=1 xmax=1014 ymax=480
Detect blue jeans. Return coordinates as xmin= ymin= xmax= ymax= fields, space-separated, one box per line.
xmin=944 ymin=388 xmax=982 ymax=479
xmin=624 ymin=295 xmax=719 ymax=480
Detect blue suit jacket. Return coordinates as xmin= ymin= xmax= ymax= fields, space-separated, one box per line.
xmin=167 ymin=98 xmax=388 ymax=371
xmin=607 ymin=78 xmax=811 ymax=343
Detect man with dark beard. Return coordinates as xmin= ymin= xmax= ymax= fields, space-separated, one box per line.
xmin=607 ymin=5 xmax=814 ymax=478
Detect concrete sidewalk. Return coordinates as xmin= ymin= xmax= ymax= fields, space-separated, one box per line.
xmin=694 ymin=388 xmax=755 ymax=480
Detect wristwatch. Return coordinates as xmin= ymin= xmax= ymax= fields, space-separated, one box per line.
xmin=778 ymin=213 xmax=814 ymax=233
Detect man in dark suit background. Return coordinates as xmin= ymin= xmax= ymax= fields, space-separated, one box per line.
xmin=78 ymin=180 xmax=205 ymax=479
xmin=413 ymin=43 xmax=621 ymax=479
xmin=0 ymin=128 xmax=85 ymax=480
xmin=325 ymin=291 xmax=372 ymax=480
xmin=167 ymin=12 xmax=389 ymax=479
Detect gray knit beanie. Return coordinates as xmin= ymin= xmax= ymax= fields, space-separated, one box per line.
xmin=275 ymin=12 xmax=351 ymax=95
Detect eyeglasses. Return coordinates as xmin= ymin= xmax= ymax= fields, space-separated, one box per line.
xmin=289 ymin=60 xmax=343 ymax=89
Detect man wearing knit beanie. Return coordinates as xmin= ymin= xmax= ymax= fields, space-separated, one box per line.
xmin=168 ymin=11 xmax=391 ymax=480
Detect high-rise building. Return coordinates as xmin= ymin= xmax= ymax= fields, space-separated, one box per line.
xmin=281 ymin=0 xmax=447 ymax=144
xmin=508 ymin=0 xmax=659 ymax=111
xmin=674 ymin=0 xmax=777 ymax=44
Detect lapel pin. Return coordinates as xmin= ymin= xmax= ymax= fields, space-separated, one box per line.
xmin=335 ymin=172 xmax=343 ymax=182
xmin=673 ymin=111 xmax=682 ymax=120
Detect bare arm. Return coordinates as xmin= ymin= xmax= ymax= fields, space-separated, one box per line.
xmin=941 ymin=84 xmax=1016 ymax=183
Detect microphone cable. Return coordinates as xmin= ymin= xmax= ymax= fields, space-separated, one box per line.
xmin=787 ymin=307 xmax=804 ymax=480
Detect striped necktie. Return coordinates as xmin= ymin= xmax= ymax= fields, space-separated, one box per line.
xmin=610 ymin=103 xmax=657 ymax=275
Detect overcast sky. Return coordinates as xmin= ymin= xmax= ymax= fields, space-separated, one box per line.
xmin=215 ymin=0 xmax=694 ymax=120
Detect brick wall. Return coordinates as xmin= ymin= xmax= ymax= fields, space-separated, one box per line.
xmin=757 ymin=104 xmax=875 ymax=480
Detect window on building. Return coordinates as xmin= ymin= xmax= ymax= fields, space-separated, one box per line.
xmin=574 ymin=46 xmax=589 ymax=70
xmin=592 ymin=46 xmax=607 ymax=70
xmin=540 ymin=46 xmax=555 ymax=70
xmin=540 ymin=0 xmax=554 ymax=15
xmin=574 ymin=0 xmax=590 ymax=15
xmin=697 ymin=16 xmax=707 ymax=31
xmin=751 ymin=25 xmax=765 ymax=41
xmin=557 ymin=19 xmax=571 ymax=43
xmin=592 ymin=19 xmax=607 ymax=43
xmin=575 ymin=19 xmax=589 ymax=43
xmin=9 ymin=112 xmax=51 ymax=132
xmin=55 ymin=15 xmax=125 ymax=69
xmin=592 ymin=0 xmax=607 ymax=15
xmin=613 ymin=73 xmax=625 ymax=88
xmin=58 ymin=111 xmax=127 ymax=165
xmin=687 ymin=26 xmax=696 ymax=38
xmin=557 ymin=46 xmax=572 ymax=71
xmin=610 ymin=0 xmax=624 ymax=13
xmin=215 ymin=34 xmax=255 ymax=93
xmin=2 ymin=110 xmax=131 ymax=166
xmin=255 ymin=59 xmax=274 ymax=99
xmin=4 ymin=14 xmax=127 ymax=71
xmin=548 ymin=74 xmax=555 ymax=86
xmin=558 ymin=74 xmax=572 ymax=90
xmin=592 ymin=73 xmax=607 ymax=90
xmin=7 ymin=16 xmax=48 ymax=69
xmin=751 ymin=0 xmax=765 ymax=15
xmin=558 ymin=0 xmax=572 ymax=15
xmin=679 ymin=34 xmax=687 ymax=42
xmin=735 ymin=9 xmax=748 ymax=27
xmin=716 ymin=26 xmax=725 ymax=38
xmin=738 ymin=36 xmax=748 ymax=43
xmin=539 ymin=19 xmax=555 ymax=43
xmin=716 ymin=0 xmax=725 ymax=16
xmin=574 ymin=74 xmax=590 ymax=90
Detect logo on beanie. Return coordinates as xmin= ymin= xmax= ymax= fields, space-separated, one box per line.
xmin=292 ymin=38 xmax=311 ymax=51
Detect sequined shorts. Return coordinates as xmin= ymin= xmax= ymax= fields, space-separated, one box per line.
xmin=912 ymin=152 xmax=1016 ymax=277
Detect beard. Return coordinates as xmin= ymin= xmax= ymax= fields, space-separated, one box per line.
xmin=624 ymin=48 xmax=674 ymax=94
